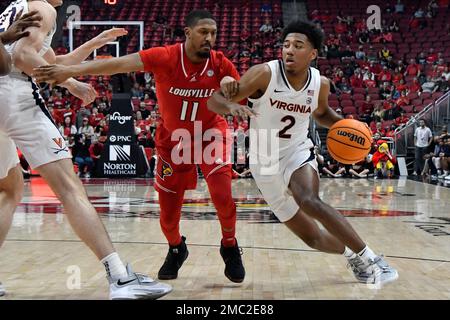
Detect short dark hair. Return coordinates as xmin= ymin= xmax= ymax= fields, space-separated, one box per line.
xmin=281 ymin=20 xmax=324 ymax=50
xmin=185 ymin=10 xmax=215 ymax=27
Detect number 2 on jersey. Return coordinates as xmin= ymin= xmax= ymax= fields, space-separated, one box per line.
xmin=278 ymin=115 xmax=296 ymax=139
xmin=180 ymin=100 xmax=199 ymax=121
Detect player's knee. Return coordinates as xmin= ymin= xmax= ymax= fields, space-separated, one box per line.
xmin=210 ymin=191 xmax=234 ymax=210
xmin=300 ymin=196 xmax=323 ymax=217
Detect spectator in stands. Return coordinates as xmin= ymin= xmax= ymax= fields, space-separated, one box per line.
xmin=389 ymin=19 xmax=400 ymax=32
xmin=372 ymin=103 xmax=385 ymax=123
xmin=384 ymin=102 xmax=402 ymax=121
xmin=395 ymin=91 xmax=410 ymax=107
xmin=421 ymin=76 xmax=437 ymax=93
xmin=75 ymin=105 xmax=91 ymax=129
xmin=326 ymin=44 xmax=340 ymax=59
xmin=395 ymin=0 xmax=405 ymax=13
xmin=348 ymin=156 xmax=372 ymax=178
xmin=322 ymin=156 xmax=346 ymax=178
xmin=395 ymin=110 xmax=409 ymax=126
xmin=373 ymin=121 xmax=386 ymax=136
xmin=259 ymin=18 xmax=273 ymax=34
xmin=131 ymin=82 xmax=144 ymax=99
xmin=89 ymin=107 xmax=105 ymax=128
xmin=89 ymin=135 xmax=106 ymax=177
xmin=78 ymin=117 xmax=95 ymax=143
xmin=422 ymin=137 xmax=442 ymax=177
xmin=224 ymin=43 xmax=239 ymax=60
xmin=355 ymin=46 xmax=366 ymax=60
xmin=405 ymin=59 xmax=421 ymax=77
xmin=363 ymin=72 xmax=377 ymax=88
xmin=358 ymin=30 xmax=370 ymax=44
xmin=434 ymin=76 xmax=450 ymax=93
xmin=73 ymin=134 xmax=94 ymax=179
xmin=380 ymin=81 xmax=393 ymax=99
xmin=440 ymin=66 xmax=449 ymax=81
xmin=337 ymin=77 xmax=352 ymax=94
xmin=437 ymin=137 xmax=450 ymax=180
xmin=417 ymin=52 xmax=427 ymax=65
xmin=409 ymin=77 xmax=422 ymax=93
xmin=414 ymin=119 xmax=433 ymax=175
xmin=59 ymin=115 xmax=77 ymax=145
xmin=138 ymin=101 xmax=151 ymax=120
xmin=261 ymin=1 xmax=272 ymax=13
xmin=339 ymin=45 xmax=354 ymax=59
xmin=378 ymin=47 xmax=392 ymax=61
xmin=378 ymin=65 xmax=392 ymax=82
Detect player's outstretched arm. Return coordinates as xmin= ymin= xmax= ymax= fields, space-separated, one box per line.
xmin=312 ymin=76 xmax=343 ymax=129
xmin=54 ymin=28 xmax=128 ymax=66
xmin=207 ymin=63 xmax=271 ymax=118
xmin=33 ymin=53 xmax=144 ymax=84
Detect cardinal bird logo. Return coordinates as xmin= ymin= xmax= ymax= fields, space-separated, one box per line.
xmin=158 ymin=156 xmax=173 ymax=180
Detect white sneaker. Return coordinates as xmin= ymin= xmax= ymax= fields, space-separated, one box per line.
xmin=84 ymin=172 xmax=91 ymax=179
xmin=348 ymin=255 xmax=398 ymax=287
xmin=365 ymin=255 xmax=399 ymax=288
xmin=438 ymin=173 xmax=449 ymax=179
xmin=445 ymin=175 xmax=450 ymax=181
xmin=109 ymin=264 xmax=172 ymax=300
xmin=0 ymin=282 xmax=5 ymax=297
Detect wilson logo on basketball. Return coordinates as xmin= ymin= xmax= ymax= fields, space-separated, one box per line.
xmin=336 ymin=130 xmax=366 ymax=146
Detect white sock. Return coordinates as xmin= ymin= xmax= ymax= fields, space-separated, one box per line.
xmin=100 ymin=252 xmax=127 ymax=280
xmin=342 ymin=246 xmax=358 ymax=260
xmin=358 ymin=246 xmax=377 ymax=264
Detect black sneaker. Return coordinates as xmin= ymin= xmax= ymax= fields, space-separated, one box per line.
xmin=220 ymin=240 xmax=245 ymax=283
xmin=158 ymin=236 xmax=189 ymax=280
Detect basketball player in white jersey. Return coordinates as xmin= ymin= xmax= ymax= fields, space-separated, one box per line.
xmin=0 ymin=0 xmax=171 ymax=299
xmin=0 ymin=8 xmax=43 ymax=297
xmin=208 ymin=20 xmax=398 ymax=286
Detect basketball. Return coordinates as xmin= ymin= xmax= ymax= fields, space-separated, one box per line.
xmin=326 ymin=119 xmax=373 ymax=164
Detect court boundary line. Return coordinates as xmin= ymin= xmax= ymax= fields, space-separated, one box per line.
xmin=5 ymin=238 xmax=450 ymax=263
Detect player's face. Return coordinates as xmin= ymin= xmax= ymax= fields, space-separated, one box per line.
xmin=47 ymin=0 xmax=64 ymax=7
xmin=282 ymin=33 xmax=317 ymax=74
xmin=185 ymin=19 xmax=217 ymax=59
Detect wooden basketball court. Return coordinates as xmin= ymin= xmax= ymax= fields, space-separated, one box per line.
xmin=0 ymin=177 xmax=449 ymax=300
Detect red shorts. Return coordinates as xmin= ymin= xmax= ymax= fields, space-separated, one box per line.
xmin=154 ymin=124 xmax=232 ymax=193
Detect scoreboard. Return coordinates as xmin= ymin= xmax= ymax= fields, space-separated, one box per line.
xmin=94 ymin=0 xmax=125 ymax=9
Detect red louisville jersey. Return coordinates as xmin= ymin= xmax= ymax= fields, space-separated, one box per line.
xmin=139 ymin=43 xmax=240 ymax=134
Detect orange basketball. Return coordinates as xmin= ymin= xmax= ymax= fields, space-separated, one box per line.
xmin=326 ymin=119 xmax=373 ymax=164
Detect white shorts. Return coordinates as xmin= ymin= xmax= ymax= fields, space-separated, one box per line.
xmin=250 ymin=141 xmax=319 ymax=222
xmin=0 ymin=74 xmax=71 ymax=179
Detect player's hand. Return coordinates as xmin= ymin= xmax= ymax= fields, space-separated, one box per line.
xmin=67 ymin=80 xmax=97 ymax=107
xmin=32 ymin=64 xmax=73 ymax=85
xmin=220 ymin=76 xmax=239 ymax=100
xmin=0 ymin=10 xmax=42 ymax=45
xmin=92 ymin=28 xmax=128 ymax=49
xmin=229 ymin=103 xmax=257 ymax=122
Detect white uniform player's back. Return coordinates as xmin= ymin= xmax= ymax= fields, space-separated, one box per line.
xmin=0 ymin=0 xmax=70 ymax=180
xmin=248 ymin=60 xmax=321 ymax=162
xmin=0 ymin=0 xmax=55 ymax=75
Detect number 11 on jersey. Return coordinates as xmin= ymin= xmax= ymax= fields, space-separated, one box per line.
xmin=180 ymin=100 xmax=199 ymax=121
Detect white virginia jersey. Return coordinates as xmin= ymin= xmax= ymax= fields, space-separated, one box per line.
xmin=248 ymin=60 xmax=321 ymax=160
xmin=0 ymin=0 xmax=56 ymax=66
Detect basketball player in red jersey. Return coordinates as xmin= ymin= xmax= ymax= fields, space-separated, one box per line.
xmin=34 ymin=10 xmax=246 ymax=283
